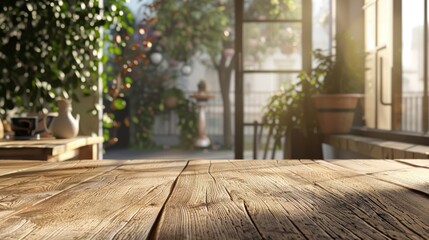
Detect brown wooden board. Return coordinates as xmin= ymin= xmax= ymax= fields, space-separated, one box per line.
xmin=0 ymin=159 xmax=428 ymax=239
xmin=326 ymin=159 xmax=412 ymax=174
xmin=294 ymin=160 xmax=429 ymax=239
xmin=0 ymin=137 xmax=103 ymax=161
xmin=153 ymin=160 xmax=264 ymax=240
xmin=241 ymin=160 xmax=388 ymax=239
xmin=0 ymin=160 xmax=121 ymax=219
xmin=0 ymin=160 xmax=47 ymax=176
xmin=396 ymin=159 xmax=429 ymax=168
xmin=0 ymin=160 xmax=187 ymax=239
xmin=326 ymin=159 xmax=429 ymax=195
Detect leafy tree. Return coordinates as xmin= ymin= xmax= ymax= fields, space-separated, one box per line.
xmin=151 ymin=0 xmax=298 ymax=148
xmin=102 ymin=7 xmax=198 ymax=149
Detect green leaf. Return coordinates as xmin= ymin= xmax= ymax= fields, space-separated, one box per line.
xmin=113 ymin=99 xmax=126 ymax=110
xmin=125 ymin=76 xmax=133 ymax=84
xmin=132 ymin=116 xmax=139 ymax=124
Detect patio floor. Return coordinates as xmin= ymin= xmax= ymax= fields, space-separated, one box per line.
xmin=103 ymin=149 xmax=284 ymax=160
xmin=103 ymin=148 xmax=235 ymax=160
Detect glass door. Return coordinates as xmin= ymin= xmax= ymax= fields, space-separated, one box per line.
xmin=364 ymin=0 xmax=402 ymax=131
xmin=234 ymin=0 xmax=313 ymax=158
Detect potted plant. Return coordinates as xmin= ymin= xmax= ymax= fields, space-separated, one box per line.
xmin=312 ymin=34 xmax=364 ymax=134
xmin=161 ymin=87 xmax=185 ymax=109
xmin=264 ymin=72 xmax=323 ymax=159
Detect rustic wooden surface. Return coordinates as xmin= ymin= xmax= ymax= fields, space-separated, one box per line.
xmin=0 ymin=136 xmax=103 ymax=161
xmin=0 ymin=159 xmax=428 ymax=239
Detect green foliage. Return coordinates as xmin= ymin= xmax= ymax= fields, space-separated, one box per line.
xmin=264 ymin=30 xmax=364 ymax=140
xmin=315 ymin=34 xmax=364 ymax=94
xmin=161 ymin=87 xmax=184 ymax=99
xmin=175 ymin=93 xmax=198 ymax=149
xmin=130 ymin=84 xmax=163 ymax=148
xmin=154 ymin=0 xmax=229 ymax=60
xmin=264 ymin=72 xmax=321 ymax=139
xmin=0 ymin=0 xmax=132 ymax=115
xmin=130 ymin=69 xmax=197 ymax=149
xmin=245 ymin=0 xmax=301 ymax=19
xmin=113 ymin=98 xmax=127 ymax=110
xmin=264 ymin=35 xmax=364 ymax=136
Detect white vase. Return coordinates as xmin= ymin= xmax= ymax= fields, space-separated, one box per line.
xmin=51 ymin=99 xmax=80 ymax=139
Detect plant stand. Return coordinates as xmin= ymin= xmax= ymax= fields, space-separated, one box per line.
xmin=194 ymin=101 xmax=210 ymax=148
xmin=191 ymin=81 xmax=214 ymax=148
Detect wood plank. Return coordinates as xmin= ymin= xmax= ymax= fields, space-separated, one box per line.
xmin=0 ymin=160 xmax=123 ymax=219
xmin=0 ymin=160 xmax=47 ymax=176
xmin=289 ymin=160 xmax=429 ymax=239
xmin=0 ymin=136 xmax=103 ymax=158
xmin=48 ymin=149 xmax=79 ymax=162
xmin=153 ymin=160 xmax=264 ymax=240
xmin=0 ymin=149 xmax=52 ymax=160
xmin=408 ymin=145 xmax=429 ymax=159
xmin=0 ymin=159 xmax=187 ymax=239
xmin=204 ymin=160 xmax=429 ymax=239
xmin=372 ymin=168 xmax=429 ymax=195
xmin=396 ymin=159 xmax=429 ymax=168
xmin=211 ymin=160 xmax=331 ymax=239
xmin=326 ymin=159 xmax=412 ymax=175
xmin=77 ymin=144 xmax=97 ymax=160
xmin=212 ymin=160 xmax=389 ymax=239
xmin=326 ymin=159 xmax=429 ymax=195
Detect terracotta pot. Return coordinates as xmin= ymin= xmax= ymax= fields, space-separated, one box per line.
xmin=313 ymin=94 xmax=363 ymax=134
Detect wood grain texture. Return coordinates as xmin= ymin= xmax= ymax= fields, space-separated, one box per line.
xmin=294 ymin=160 xmax=429 ymax=239
xmin=326 ymin=159 xmax=412 ymax=174
xmin=327 ymin=159 xmax=429 ymax=195
xmin=0 ymin=159 xmax=428 ymax=239
xmin=212 ymin=160 xmax=386 ymax=239
xmin=0 ymin=160 xmax=121 ymax=219
xmin=0 ymin=160 xmax=47 ymax=176
xmin=155 ymin=159 xmax=429 ymax=239
xmin=0 ymin=160 xmax=187 ymax=239
xmin=153 ymin=160 xmax=263 ymax=240
xmin=396 ymin=159 xmax=429 ymax=168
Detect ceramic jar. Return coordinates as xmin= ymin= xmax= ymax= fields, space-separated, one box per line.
xmin=51 ymin=99 xmax=80 ymax=139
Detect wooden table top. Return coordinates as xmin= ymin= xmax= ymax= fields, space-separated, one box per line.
xmin=0 ymin=136 xmax=103 ymax=154
xmin=0 ymin=136 xmax=103 ymax=161
xmin=0 ymin=159 xmax=428 ymax=239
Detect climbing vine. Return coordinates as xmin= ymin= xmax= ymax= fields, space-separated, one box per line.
xmin=0 ymin=0 xmax=133 ymax=115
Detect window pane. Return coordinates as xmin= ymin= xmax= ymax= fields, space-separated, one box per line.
xmin=364 ymin=2 xmax=376 ymax=51
xmin=244 ymin=0 xmax=302 ymax=20
xmin=243 ymin=73 xmax=299 ymax=123
xmin=402 ymin=0 xmax=424 ymax=132
xmin=312 ymin=0 xmax=332 ymax=54
xmin=243 ymin=23 xmax=302 ymax=71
